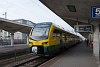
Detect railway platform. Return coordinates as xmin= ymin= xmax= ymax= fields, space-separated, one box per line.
xmin=0 ymin=44 xmax=30 ymax=60
xmin=39 ymin=42 xmax=99 ymax=67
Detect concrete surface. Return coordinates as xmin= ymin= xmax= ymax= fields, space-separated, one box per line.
xmin=40 ymin=42 xmax=98 ymax=67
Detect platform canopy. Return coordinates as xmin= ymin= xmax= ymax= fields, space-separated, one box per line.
xmin=40 ymin=0 xmax=100 ymax=24
xmin=0 ymin=18 xmax=33 ymax=34
xmin=40 ymin=0 xmax=100 ymax=38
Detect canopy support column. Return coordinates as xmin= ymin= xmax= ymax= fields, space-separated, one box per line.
xmin=27 ymin=34 xmax=29 ymax=45
xmin=10 ymin=33 xmax=14 ymax=46
xmin=92 ymin=23 xmax=99 ymax=62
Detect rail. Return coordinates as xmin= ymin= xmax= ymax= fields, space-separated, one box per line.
xmin=13 ymin=56 xmax=49 ymax=67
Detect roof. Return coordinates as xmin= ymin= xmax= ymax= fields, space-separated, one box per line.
xmin=0 ymin=18 xmax=35 ymax=34
xmin=40 ymin=0 xmax=100 ymax=38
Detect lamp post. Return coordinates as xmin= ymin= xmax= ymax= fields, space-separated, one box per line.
xmin=3 ymin=12 xmax=7 ymax=19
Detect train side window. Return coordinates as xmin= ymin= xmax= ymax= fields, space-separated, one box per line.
xmin=52 ymin=33 xmax=56 ymax=37
xmin=56 ymin=33 xmax=60 ymax=37
xmin=52 ymin=30 xmax=56 ymax=37
xmin=52 ymin=29 xmax=60 ymax=37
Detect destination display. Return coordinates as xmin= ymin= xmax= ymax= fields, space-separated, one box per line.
xmin=74 ymin=25 xmax=93 ymax=32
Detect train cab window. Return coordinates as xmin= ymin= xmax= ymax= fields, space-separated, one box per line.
xmin=30 ymin=23 xmax=51 ymax=40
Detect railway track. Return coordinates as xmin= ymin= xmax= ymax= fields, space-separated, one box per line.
xmin=0 ymin=53 xmax=37 ymax=67
xmin=2 ymin=53 xmax=50 ymax=67
xmin=13 ymin=56 xmax=49 ymax=67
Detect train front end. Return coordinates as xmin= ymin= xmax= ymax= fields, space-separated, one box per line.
xmin=29 ymin=22 xmax=52 ymax=56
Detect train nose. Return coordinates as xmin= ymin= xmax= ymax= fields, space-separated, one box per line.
xmin=32 ymin=46 xmax=37 ymax=54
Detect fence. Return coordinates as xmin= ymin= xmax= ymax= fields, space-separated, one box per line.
xmin=0 ymin=39 xmax=27 ymax=45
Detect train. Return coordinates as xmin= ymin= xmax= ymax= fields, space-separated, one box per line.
xmin=29 ymin=22 xmax=80 ymax=56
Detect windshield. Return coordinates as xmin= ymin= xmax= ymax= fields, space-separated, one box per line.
xmin=30 ymin=23 xmax=51 ymax=40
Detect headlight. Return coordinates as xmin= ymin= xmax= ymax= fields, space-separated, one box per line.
xmin=32 ymin=46 xmax=37 ymax=53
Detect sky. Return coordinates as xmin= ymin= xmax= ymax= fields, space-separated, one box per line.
xmin=0 ymin=0 xmax=85 ymax=39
